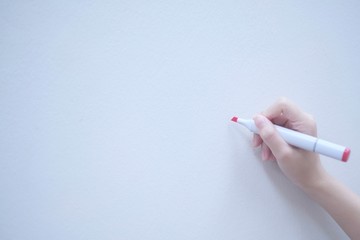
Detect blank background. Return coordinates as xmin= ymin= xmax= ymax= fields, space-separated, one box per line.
xmin=1 ymin=1 xmax=359 ymax=239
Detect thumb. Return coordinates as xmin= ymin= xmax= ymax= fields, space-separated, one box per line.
xmin=253 ymin=115 xmax=292 ymax=160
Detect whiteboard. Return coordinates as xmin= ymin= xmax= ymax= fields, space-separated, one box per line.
xmin=1 ymin=1 xmax=359 ymax=239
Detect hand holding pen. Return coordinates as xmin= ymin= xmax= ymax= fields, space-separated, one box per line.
xmin=231 ymin=98 xmax=360 ymax=239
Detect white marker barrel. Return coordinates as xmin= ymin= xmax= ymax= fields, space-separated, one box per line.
xmin=315 ymin=139 xmax=349 ymax=161
xmin=233 ymin=118 xmax=351 ymax=162
xmin=275 ymin=125 xmax=349 ymax=161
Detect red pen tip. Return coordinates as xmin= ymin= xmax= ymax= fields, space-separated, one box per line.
xmin=342 ymin=148 xmax=351 ymax=162
xmin=231 ymin=116 xmax=238 ymax=122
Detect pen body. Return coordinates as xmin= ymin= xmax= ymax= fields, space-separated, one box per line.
xmin=275 ymin=125 xmax=346 ymax=161
xmin=236 ymin=118 xmax=349 ymax=162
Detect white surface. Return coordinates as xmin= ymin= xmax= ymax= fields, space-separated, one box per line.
xmin=1 ymin=1 xmax=359 ymax=239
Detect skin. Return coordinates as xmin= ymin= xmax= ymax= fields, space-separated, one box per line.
xmin=252 ymin=98 xmax=360 ymax=239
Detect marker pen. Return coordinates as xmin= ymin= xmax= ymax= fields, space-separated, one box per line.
xmin=231 ymin=117 xmax=351 ymax=162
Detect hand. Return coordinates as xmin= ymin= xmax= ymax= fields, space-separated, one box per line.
xmin=252 ymin=98 xmax=326 ymax=189
xmin=251 ymin=98 xmax=360 ymax=239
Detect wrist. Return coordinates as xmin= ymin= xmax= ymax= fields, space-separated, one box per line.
xmin=299 ymin=168 xmax=332 ymax=194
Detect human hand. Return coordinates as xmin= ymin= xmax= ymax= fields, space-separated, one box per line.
xmin=252 ymin=98 xmax=327 ymax=189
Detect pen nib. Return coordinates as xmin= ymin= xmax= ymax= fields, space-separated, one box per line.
xmin=231 ymin=116 xmax=238 ymax=122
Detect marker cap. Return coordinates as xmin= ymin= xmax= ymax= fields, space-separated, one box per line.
xmin=342 ymin=148 xmax=351 ymax=162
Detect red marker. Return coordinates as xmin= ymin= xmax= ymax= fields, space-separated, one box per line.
xmin=231 ymin=117 xmax=351 ymax=162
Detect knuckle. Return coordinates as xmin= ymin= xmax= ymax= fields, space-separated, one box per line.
xmin=307 ymin=113 xmax=315 ymax=122
xmin=306 ymin=113 xmax=317 ymax=132
xmin=277 ymin=97 xmax=289 ymax=107
xmin=276 ymin=97 xmax=290 ymax=114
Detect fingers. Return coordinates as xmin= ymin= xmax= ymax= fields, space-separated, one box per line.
xmin=262 ymin=97 xmax=317 ymax=136
xmin=253 ymin=115 xmax=293 ymax=161
xmin=253 ymin=133 xmax=275 ymax=160
xmin=261 ymin=143 xmax=272 ymax=160
xmin=252 ymin=133 xmax=262 ymax=147
xmin=251 ymin=97 xmax=317 ymax=161
xmin=262 ymin=97 xmax=307 ymax=123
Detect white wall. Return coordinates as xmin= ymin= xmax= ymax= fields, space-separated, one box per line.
xmin=1 ymin=1 xmax=359 ymax=239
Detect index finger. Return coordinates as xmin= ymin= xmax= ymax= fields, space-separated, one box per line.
xmin=262 ymin=97 xmax=317 ymax=136
xmin=262 ymin=97 xmax=308 ymax=123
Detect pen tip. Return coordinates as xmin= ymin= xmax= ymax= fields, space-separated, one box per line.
xmin=231 ymin=116 xmax=238 ymax=122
